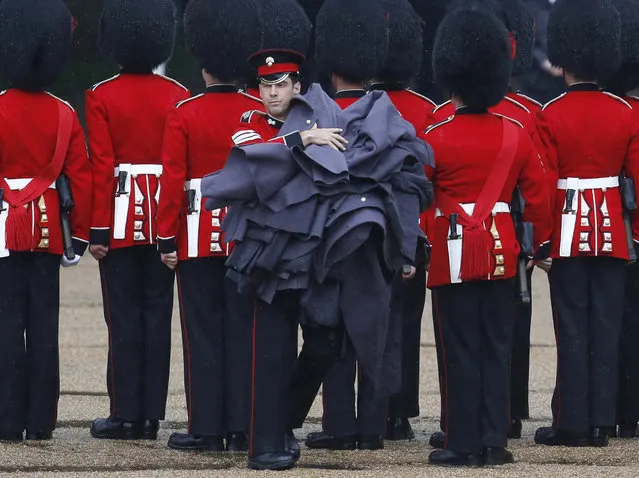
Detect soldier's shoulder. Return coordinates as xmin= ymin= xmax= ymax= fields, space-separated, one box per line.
xmin=493 ymin=113 xmax=524 ymax=129
xmin=602 ymin=91 xmax=632 ymax=109
xmin=176 ymin=93 xmax=205 ymax=109
xmin=423 ymin=116 xmax=454 ymax=135
xmin=432 ymin=99 xmax=452 ymax=114
xmin=405 ymin=89 xmax=437 ymax=107
xmin=542 ymin=92 xmax=568 ymax=111
xmin=503 ymin=95 xmax=531 ymax=114
xmin=154 ymin=73 xmax=189 ymax=93
xmin=240 ymin=110 xmax=266 ymax=123
xmin=239 ymin=90 xmax=263 ymax=104
xmin=45 ymin=92 xmax=75 ymax=112
xmin=513 ymin=92 xmax=543 ymax=109
xmin=90 ymin=74 xmax=121 ymax=93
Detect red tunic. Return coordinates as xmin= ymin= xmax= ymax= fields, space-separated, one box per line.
xmin=536 ymin=83 xmax=639 ymax=259
xmin=368 ymin=84 xmax=437 ymax=134
xmin=156 ymin=85 xmax=263 ymax=260
xmin=0 ymin=89 xmax=92 ymax=256
xmin=231 ymin=110 xmax=304 ymax=147
xmin=432 ymin=96 xmax=535 ymax=131
xmin=86 ymin=73 xmax=190 ymax=249
xmin=421 ymin=110 xmax=551 ymax=287
xmin=334 ymin=89 xmax=366 ymax=109
xmin=507 ymin=91 xmax=542 ymax=114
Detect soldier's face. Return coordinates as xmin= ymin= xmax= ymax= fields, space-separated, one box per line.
xmin=259 ymin=78 xmax=301 ymax=119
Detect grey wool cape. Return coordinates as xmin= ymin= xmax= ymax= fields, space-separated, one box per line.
xmin=201 ymin=84 xmax=434 ymax=391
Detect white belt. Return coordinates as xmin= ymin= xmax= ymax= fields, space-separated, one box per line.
xmin=185 ymin=178 xmax=202 ymax=258
xmin=435 ymin=201 xmax=510 ymax=218
xmin=113 ymin=164 xmax=163 ymax=177
xmin=557 ymin=176 xmax=619 ymax=190
xmin=0 ymin=178 xmax=57 ymax=257
xmin=113 ymin=164 xmax=162 ymax=240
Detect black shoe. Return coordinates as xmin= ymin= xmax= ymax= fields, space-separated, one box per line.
xmin=285 ymin=430 xmax=300 ymax=462
xmin=617 ymin=423 xmax=638 ymax=438
xmin=141 ymin=420 xmax=159 ymax=440
xmin=385 ymin=417 xmax=415 ymax=441
xmin=590 ymin=427 xmax=609 ymax=447
xmin=90 ymin=417 xmax=141 ymax=440
xmin=358 ymin=434 xmax=384 ymax=450
xmin=305 ymin=431 xmax=357 ymax=450
xmin=248 ymin=451 xmax=296 ymax=471
xmin=168 ymin=432 xmax=224 ymax=451
xmin=0 ymin=432 xmax=23 ymax=442
xmin=507 ymin=419 xmax=522 ymax=439
xmin=226 ymin=432 xmax=248 ymax=452
xmin=483 ymin=447 xmax=514 ymax=466
xmin=26 ymin=430 xmax=53 ymax=441
xmin=429 ymin=431 xmax=445 ymax=449
xmin=428 ymin=449 xmax=483 ymax=467
xmin=534 ymin=427 xmax=589 ymax=447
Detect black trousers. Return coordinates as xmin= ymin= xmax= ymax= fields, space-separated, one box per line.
xmin=617 ymin=262 xmax=639 ymax=424
xmin=99 ymin=245 xmax=174 ymax=421
xmin=433 ymin=290 xmax=447 ymax=432
xmin=510 ymin=268 xmax=533 ymax=420
xmin=549 ymin=257 xmax=625 ymax=432
xmin=250 ymin=292 xmax=299 ymax=457
xmin=176 ymin=257 xmax=253 ymax=436
xmin=0 ymin=253 xmax=61 ymax=436
xmin=432 ymin=279 xmax=516 ymax=454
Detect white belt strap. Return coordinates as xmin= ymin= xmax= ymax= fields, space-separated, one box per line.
xmin=113 ymin=164 xmax=132 ymax=239
xmin=185 ymin=178 xmax=202 ymax=258
xmin=557 ymin=176 xmax=619 ymax=190
xmin=435 ymin=201 xmax=510 ymax=218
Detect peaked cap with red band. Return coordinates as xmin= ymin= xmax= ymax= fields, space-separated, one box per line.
xmin=248 ymin=49 xmax=305 ymax=80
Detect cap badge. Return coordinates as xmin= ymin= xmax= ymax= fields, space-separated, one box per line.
xmin=266 ymin=56 xmax=275 ymax=67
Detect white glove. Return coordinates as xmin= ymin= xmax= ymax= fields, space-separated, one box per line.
xmin=61 ymin=254 xmax=81 ymax=268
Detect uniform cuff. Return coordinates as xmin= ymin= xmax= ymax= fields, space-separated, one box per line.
xmin=533 ymin=241 xmax=551 ymax=260
xmin=72 ymin=237 xmax=89 ymax=256
xmin=283 ymin=131 xmax=304 ymax=149
xmin=90 ymin=228 xmax=110 ymax=247
xmin=157 ymin=237 xmax=177 ymax=254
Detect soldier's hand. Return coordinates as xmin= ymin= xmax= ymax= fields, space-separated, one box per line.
xmin=536 ymin=258 xmax=552 ymax=273
xmin=89 ymin=245 xmax=109 ymax=261
xmin=61 ymin=255 xmax=81 ymax=268
xmin=300 ymin=128 xmax=348 ymax=151
xmin=161 ymin=252 xmax=178 ymax=270
xmin=402 ymin=265 xmax=416 ymax=280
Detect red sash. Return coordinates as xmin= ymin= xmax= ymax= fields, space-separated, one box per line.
xmin=0 ymin=101 xmax=73 ymax=251
xmin=435 ymin=117 xmax=519 ymax=280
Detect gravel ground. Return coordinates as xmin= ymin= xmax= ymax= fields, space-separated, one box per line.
xmin=2 ymin=261 xmax=637 ymax=478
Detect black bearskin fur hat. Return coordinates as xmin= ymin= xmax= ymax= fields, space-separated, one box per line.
xmin=257 ymin=0 xmax=312 ymax=57
xmin=0 ymin=0 xmax=73 ymax=91
xmin=380 ymin=0 xmax=423 ymax=82
xmin=315 ymin=0 xmax=389 ymax=83
xmin=433 ymin=8 xmax=512 ymax=109
xmin=548 ymin=0 xmax=621 ymax=82
xmin=608 ymin=0 xmax=639 ymax=94
xmin=185 ymin=0 xmax=261 ymax=81
xmin=99 ymin=0 xmax=176 ymax=72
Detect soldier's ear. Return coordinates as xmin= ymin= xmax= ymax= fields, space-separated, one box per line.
xmin=293 ymin=81 xmax=301 ymax=94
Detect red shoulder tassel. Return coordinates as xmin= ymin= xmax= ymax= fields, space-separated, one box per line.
xmin=6 ymin=205 xmax=32 ymax=251
xmin=459 ymin=224 xmax=494 ymax=281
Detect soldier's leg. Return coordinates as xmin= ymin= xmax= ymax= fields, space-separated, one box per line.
xmin=175 ymin=257 xmax=224 ymax=437
xmin=357 ymin=364 xmax=388 ymax=441
xmin=321 ymin=357 xmax=357 ymax=438
xmin=480 ymin=279 xmax=517 ymax=450
xmin=548 ymin=258 xmax=590 ymax=434
xmin=432 ymin=283 xmax=482 ymax=455
xmin=432 ymin=290 xmax=446 ymax=433
xmin=617 ymin=262 xmax=639 ymax=431
xmin=223 ymin=273 xmax=254 ymax=436
xmin=25 ymin=253 xmax=61 ymax=435
xmin=141 ymin=245 xmax=175 ymax=421
xmin=509 ymin=268 xmax=533 ymax=423
xmin=589 ymin=257 xmax=625 ymax=430
xmin=0 ymin=253 xmax=28 ymax=438
xmin=99 ymin=247 xmax=145 ymax=421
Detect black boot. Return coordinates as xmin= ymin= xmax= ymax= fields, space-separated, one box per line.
xmin=429 ymin=431 xmax=445 ymax=449
xmin=248 ymin=451 xmax=296 ymax=471
xmin=358 ymin=434 xmax=384 ymax=450
xmin=589 ymin=427 xmax=609 ymax=447
xmin=305 ymin=431 xmax=357 ymax=450
xmin=507 ymin=419 xmax=522 ymax=439
xmin=428 ymin=449 xmax=483 ymax=467
xmin=167 ymin=433 xmax=224 ymax=451
xmin=25 ymin=430 xmax=53 ymax=441
xmin=617 ymin=423 xmax=638 ymax=438
xmin=534 ymin=427 xmax=589 ymax=447
xmin=226 ymin=432 xmax=248 ymax=452
xmin=385 ymin=417 xmax=415 ymax=441
xmin=285 ymin=430 xmax=300 ymax=462
xmin=483 ymin=447 xmax=514 ymax=466
xmin=0 ymin=432 xmax=23 ymax=442
xmin=141 ymin=420 xmax=159 ymax=440
xmin=90 ymin=417 xmax=141 ymax=440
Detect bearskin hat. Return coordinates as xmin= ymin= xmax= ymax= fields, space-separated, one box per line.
xmin=548 ymin=0 xmax=621 ymax=82
xmin=0 ymin=0 xmax=73 ymax=91
xmin=185 ymin=0 xmax=260 ymax=81
xmin=379 ymin=0 xmax=423 ymax=82
xmin=315 ymin=0 xmax=389 ymax=83
xmin=256 ymin=0 xmax=313 ymax=57
xmin=433 ymin=8 xmax=512 ymax=109
xmin=608 ymin=0 xmax=639 ymax=93
xmin=99 ymin=0 xmax=176 ymax=72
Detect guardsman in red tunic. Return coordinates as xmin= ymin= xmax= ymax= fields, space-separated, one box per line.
xmin=0 ymin=0 xmax=92 ymax=442
xmin=424 ymin=9 xmax=550 ymax=466
xmin=608 ymin=0 xmax=639 ymax=439
xmin=156 ymin=0 xmax=263 ymax=453
xmin=87 ymin=0 xmax=190 ymax=441
xmin=534 ymin=0 xmax=639 ymax=448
